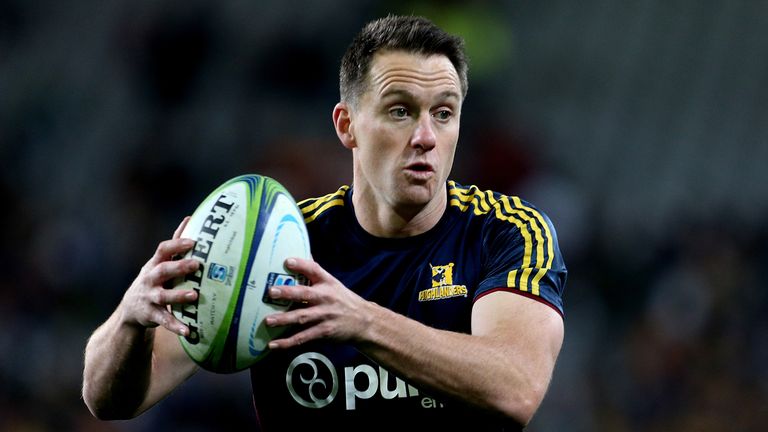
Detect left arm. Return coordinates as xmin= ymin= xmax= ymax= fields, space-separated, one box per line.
xmin=266 ymin=258 xmax=564 ymax=426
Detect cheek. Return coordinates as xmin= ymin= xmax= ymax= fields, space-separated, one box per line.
xmin=438 ymin=134 xmax=459 ymax=169
xmin=356 ymin=139 xmax=390 ymax=180
xmin=364 ymin=125 xmax=402 ymax=158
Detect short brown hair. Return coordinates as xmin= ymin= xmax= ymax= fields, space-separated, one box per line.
xmin=339 ymin=15 xmax=469 ymax=106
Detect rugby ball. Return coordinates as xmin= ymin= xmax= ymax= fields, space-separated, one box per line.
xmin=170 ymin=174 xmax=311 ymax=373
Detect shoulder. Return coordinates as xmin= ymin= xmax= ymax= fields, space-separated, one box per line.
xmin=448 ymin=180 xmax=563 ymax=276
xmin=447 ymin=180 xmax=556 ymax=234
xmin=450 ymin=181 xmax=567 ymax=317
xmin=297 ymin=185 xmax=350 ymax=225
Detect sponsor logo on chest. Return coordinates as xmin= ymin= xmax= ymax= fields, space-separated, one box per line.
xmin=285 ymin=352 xmax=444 ymax=410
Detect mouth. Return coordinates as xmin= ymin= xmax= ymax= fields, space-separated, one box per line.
xmin=403 ymin=162 xmax=436 ymax=181
xmin=404 ymin=162 xmax=435 ymax=173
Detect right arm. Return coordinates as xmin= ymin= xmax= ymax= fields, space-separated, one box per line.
xmin=82 ymin=218 xmax=201 ymax=419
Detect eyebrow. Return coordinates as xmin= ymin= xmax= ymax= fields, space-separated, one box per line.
xmin=380 ymin=88 xmax=461 ymax=103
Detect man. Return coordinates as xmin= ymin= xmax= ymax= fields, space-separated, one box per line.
xmin=83 ymin=15 xmax=566 ymax=431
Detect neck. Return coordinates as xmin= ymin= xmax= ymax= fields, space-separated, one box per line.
xmin=351 ymin=182 xmax=447 ymax=238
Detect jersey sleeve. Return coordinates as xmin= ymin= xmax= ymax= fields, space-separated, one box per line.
xmin=475 ymin=196 xmax=567 ymax=318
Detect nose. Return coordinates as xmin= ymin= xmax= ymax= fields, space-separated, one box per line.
xmin=410 ymin=115 xmax=436 ymax=151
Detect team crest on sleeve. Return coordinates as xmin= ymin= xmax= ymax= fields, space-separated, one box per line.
xmin=418 ymin=263 xmax=468 ymax=302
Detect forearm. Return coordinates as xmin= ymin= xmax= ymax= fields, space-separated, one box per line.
xmin=82 ymin=308 xmax=154 ymax=420
xmin=82 ymin=223 xmax=202 ymax=419
xmin=357 ymin=303 xmax=547 ymax=424
xmin=266 ymin=259 xmax=563 ymax=424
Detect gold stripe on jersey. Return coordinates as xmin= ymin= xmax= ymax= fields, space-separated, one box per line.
xmin=507 ymin=269 xmax=518 ymax=288
xmin=299 ymin=186 xmax=349 ymax=224
xmin=449 ymin=185 xmax=534 ymax=269
xmin=513 ymin=204 xmax=553 ymax=294
xmin=499 ymin=196 xmax=545 ymax=268
xmin=530 ymin=268 xmax=549 ymax=295
xmin=510 ymin=196 xmax=555 ymax=271
xmin=519 ymin=268 xmax=535 ymax=291
xmin=298 ymin=187 xmax=348 ymax=213
xmin=448 ymin=181 xmax=553 ymax=296
xmin=448 ymin=183 xmax=540 ymax=268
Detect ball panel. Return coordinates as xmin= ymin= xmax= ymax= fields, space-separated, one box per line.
xmin=235 ymin=191 xmax=311 ymax=369
xmin=201 ymin=176 xmax=265 ymax=371
xmin=170 ymin=176 xmax=261 ymax=369
xmin=169 ymin=174 xmax=310 ymax=373
xmin=171 ymin=179 xmax=252 ymax=364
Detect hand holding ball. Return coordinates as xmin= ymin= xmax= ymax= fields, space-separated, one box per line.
xmin=170 ymin=174 xmax=310 ymax=373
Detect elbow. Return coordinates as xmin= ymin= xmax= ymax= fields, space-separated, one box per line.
xmin=82 ymin=388 xmax=109 ymax=420
xmin=85 ymin=405 xmax=123 ymax=422
xmin=494 ymin=382 xmax=548 ymax=427
xmin=84 ymin=400 xmax=135 ymax=421
xmin=82 ymin=391 xmax=115 ymax=421
xmin=82 ymin=383 xmax=137 ymax=421
xmin=507 ymin=397 xmax=540 ymax=427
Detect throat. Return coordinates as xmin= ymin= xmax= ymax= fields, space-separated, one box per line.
xmin=352 ymin=187 xmax=447 ymax=238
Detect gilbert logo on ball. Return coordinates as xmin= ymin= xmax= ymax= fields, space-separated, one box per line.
xmin=169 ymin=174 xmax=311 ymax=373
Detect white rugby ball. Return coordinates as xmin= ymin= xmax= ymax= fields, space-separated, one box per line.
xmin=170 ymin=174 xmax=311 ymax=373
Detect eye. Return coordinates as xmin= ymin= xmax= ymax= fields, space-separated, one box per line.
xmin=433 ymin=109 xmax=453 ymax=122
xmin=389 ymin=107 xmax=409 ymax=119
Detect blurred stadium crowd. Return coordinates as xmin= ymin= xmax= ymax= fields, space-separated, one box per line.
xmin=1 ymin=0 xmax=766 ymax=431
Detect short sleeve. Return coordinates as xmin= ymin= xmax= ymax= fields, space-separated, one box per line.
xmin=474 ymin=195 xmax=567 ymax=318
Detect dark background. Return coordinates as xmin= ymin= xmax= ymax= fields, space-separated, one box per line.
xmin=1 ymin=0 xmax=766 ymax=430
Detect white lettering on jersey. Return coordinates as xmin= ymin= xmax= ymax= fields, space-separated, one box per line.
xmin=286 ymin=352 xmax=428 ymax=410
xmin=286 ymin=352 xmax=338 ymax=408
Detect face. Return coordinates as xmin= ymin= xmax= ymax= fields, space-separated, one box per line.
xmin=345 ymin=50 xmax=463 ymax=215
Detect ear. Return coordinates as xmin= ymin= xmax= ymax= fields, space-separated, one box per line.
xmin=333 ymin=102 xmax=356 ymax=149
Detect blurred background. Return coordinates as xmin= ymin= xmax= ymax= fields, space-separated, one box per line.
xmin=1 ymin=0 xmax=767 ymax=430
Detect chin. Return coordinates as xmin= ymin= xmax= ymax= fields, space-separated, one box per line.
xmin=395 ymin=183 xmax=437 ymax=208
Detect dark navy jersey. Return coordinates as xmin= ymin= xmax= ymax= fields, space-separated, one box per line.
xmin=249 ymin=181 xmax=567 ymax=431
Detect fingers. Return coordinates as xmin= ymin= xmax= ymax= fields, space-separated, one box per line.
xmin=268 ymin=333 xmax=303 ymax=350
xmin=268 ymin=325 xmax=329 ymax=350
xmin=173 ymin=216 xmax=191 ymax=240
xmin=270 ymin=257 xmax=328 ymax=303
xmin=143 ymin=287 xmax=197 ymax=337
xmin=269 ymin=283 xmax=317 ymax=304
xmin=155 ymin=286 xmax=199 ymax=306
xmin=149 ymin=259 xmax=199 ymax=286
xmin=153 ymin=307 xmax=192 ymax=337
xmin=119 ymin=223 xmax=202 ymax=337
xmin=264 ymin=258 xmax=370 ymax=349
xmin=151 ymin=238 xmax=196 ymax=266
xmin=265 ymin=306 xmax=317 ymax=328
xmin=284 ymin=257 xmax=330 ymax=284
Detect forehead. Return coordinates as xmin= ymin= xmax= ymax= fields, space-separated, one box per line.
xmin=365 ymin=50 xmax=462 ymax=101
